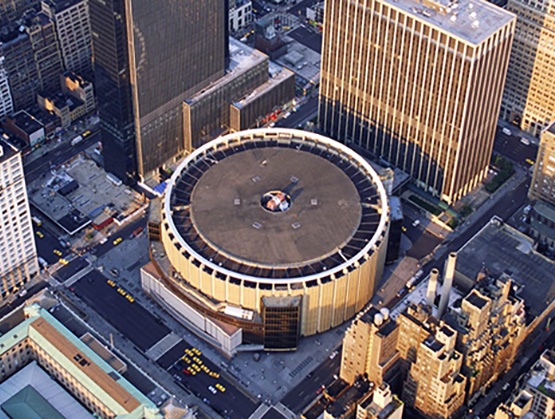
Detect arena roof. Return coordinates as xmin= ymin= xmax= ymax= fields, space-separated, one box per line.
xmin=165 ymin=129 xmax=389 ymax=283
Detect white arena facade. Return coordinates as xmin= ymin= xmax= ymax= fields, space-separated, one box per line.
xmin=141 ymin=129 xmax=389 ymax=354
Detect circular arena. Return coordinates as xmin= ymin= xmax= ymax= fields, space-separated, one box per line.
xmin=158 ymin=129 xmax=389 ymax=350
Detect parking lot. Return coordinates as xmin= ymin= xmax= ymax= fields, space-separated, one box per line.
xmin=73 ymin=270 xmax=169 ymax=351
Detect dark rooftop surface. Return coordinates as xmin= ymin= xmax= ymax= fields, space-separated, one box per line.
xmin=191 ymin=148 xmax=361 ymax=267
xmin=465 ymin=291 xmax=489 ymax=310
xmin=169 ymin=134 xmax=387 ymax=279
xmin=0 ymin=138 xmax=18 ymax=164
xmin=456 ymin=220 xmax=555 ymax=319
xmin=8 ymin=111 xmax=43 ymax=136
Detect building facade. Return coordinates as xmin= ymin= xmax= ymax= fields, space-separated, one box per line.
xmin=229 ymin=0 xmax=252 ymax=32
xmin=24 ymin=10 xmax=63 ymax=94
xmin=500 ymin=0 xmax=555 ymax=137
xmin=89 ymin=0 xmax=136 ymax=183
xmin=0 ymin=55 xmax=13 ymax=118
xmin=41 ymin=0 xmax=92 ymax=76
xmin=340 ymin=307 xmax=399 ymax=386
xmin=0 ymin=139 xmax=38 ymax=302
xmin=530 ymin=122 xmax=555 ymax=205
xmin=319 ymin=0 xmax=516 ymax=204
xmin=126 ymin=0 xmax=227 ymax=179
xmin=1 ymin=29 xmax=40 ymax=112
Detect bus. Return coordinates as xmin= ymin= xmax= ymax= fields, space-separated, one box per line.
xmin=32 ymin=216 xmax=42 ymax=227
xmin=71 ymin=135 xmax=84 ymax=146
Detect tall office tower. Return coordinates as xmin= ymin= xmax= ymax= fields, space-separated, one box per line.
xmin=403 ymin=322 xmax=466 ymax=418
xmin=445 ymin=275 xmax=526 ymax=401
xmin=0 ymin=28 xmax=39 ymax=111
xmin=0 ymin=0 xmax=40 ymax=25
xmin=0 ymin=139 xmax=39 ymax=302
xmin=340 ymin=307 xmax=400 ymax=386
xmin=24 ymin=11 xmax=63 ymax=93
xmin=0 ymin=55 xmax=13 ymax=118
xmin=41 ymin=0 xmax=91 ymax=76
xmin=529 ymin=121 xmax=555 ymax=205
xmin=126 ymin=0 xmax=226 ymax=180
xmin=319 ymin=0 xmax=516 ymax=204
xmin=500 ymin=0 xmax=555 ymax=137
xmin=88 ymin=0 xmax=136 ymax=183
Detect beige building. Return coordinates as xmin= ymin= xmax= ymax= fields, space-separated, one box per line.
xmin=403 ymin=322 xmax=466 ymax=418
xmin=142 ymin=129 xmax=390 ymax=355
xmin=530 ymin=121 xmax=555 ymax=205
xmin=523 ymin=350 xmax=555 ymax=418
xmin=356 ymin=383 xmax=404 ymax=419
xmin=319 ymin=0 xmax=516 ymax=204
xmin=340 ymin=307 xmax=399 ymax=386
xmin=0 ymin=139 xmax=38 ymax=302
xmin=500 ymin=0 xmax=555 ymax=137
xmin=493 ymin=389 xmax=534 ymax=419
xmin=446 ymin=275 xmax=526 ymax=401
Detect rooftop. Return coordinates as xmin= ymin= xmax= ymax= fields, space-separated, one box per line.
xmin=7 ymin=111 xmax=43 ymax=136
xmin=381 ymin=0 xmax=515 ymax=45
xmin=465 ymin=290 xmax=489 ymax=310
xmin=0 ymin=305 xmax=160 ymax=418
xmin=456 ymin=218 xmax=555 ymax=319
xmin=0 ymin=138 xmax=18 ymax=164
xmin=167 ymin=130 xmax=388 ymax=280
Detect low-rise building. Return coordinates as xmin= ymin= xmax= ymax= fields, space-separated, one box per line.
xmin=0 ymin=303 xmax=162 ymax=418
xmin=229 ymin=0 xmax=252 ymax=32
xmin=3 ymin=110 xmax=45 ymax=146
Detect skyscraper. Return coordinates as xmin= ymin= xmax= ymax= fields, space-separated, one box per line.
xmin=319 ymin=0 xmax=516 ymax=203
xmin=529 ymin=121 xmax=555 ymax=205
xmin=89 ymin=0 xmax=136 ymax=183
xmin=0 ymin=139 xmax=39 ymax=302
xmin=0 ymin=54 xmax=13 ymax=118
xmin=500 ymin=0 xmax=555 ymax=137
xmin=90 ymin=0 xmax=227 ymax=182
xmin=127 ymin=0 xmax=226 ymax=179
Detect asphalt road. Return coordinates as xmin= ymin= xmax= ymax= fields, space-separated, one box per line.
xmin=53 ymin=257 xmax=89 ymax=282
xmin=73 ymin=269 xmax=170 ymax=352
xmin=288 ymin=26 xmax=322 ymax=53
xmin=92 ymin=215 xmax=147 ymax=258
xmin=33 ymin=224 xmax=69 ymax=264
xmin=288 ymin=0 xmax=320 ymax=15
xmin=493 ymin=128 xmax=538 ymax=166
xmin=24 ymin=131 xmax=101 ymax=183
xmin=275 ymin=96 xmax=318 ymax=129
xmin=281 ymin=350 xmax=341 ymax=414
xmin=159 ymin=341 xmax=260 ymax=419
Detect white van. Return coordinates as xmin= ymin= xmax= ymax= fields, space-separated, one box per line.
xmin=502 ymin=128 xmax=512 ymax=136
xmin=412 ymin=219 xmax=421 ymax=228
xmin=520 ymin=137 xmax=531 ymax=146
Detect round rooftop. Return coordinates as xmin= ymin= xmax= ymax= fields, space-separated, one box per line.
xmin=164 ymin=129 xmax=389 ymax=283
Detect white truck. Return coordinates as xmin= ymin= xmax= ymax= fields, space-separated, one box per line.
xmin=71 ymin=135 xmax=84 ymax=146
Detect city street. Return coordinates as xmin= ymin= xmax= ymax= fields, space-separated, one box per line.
xmin=276 ymin=96 xmax=318 ymax=129
xmin=493 ymin=128 xmax=538 ymax=166
xmin=24 ymin=131 xmax=101 ymax=183
xmin=281 ymin=350 xmax=341 ymax=414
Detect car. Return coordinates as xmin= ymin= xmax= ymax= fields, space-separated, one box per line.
xmin=36 ymin=231 xmax=44 ymax=238
xmin=526 ymin=158 xmax=535 ymax=165
xmin=215 ymin=383 xmax=226 ymax=392
xmin=520 ymin=137 xmax=531 ymax=146
xmin=53 ymin=249 xmax=62 ymax=256
xmin=502 ymin=127 xmax=512 ymax=136
xmin=193 ymin=356 xmax=202 ymax=365
xmin=82 ymin=130 xmax=91 ymax=137
xmin=110 ymin=268 xmax=119 ymax=277
xmin=183 ymin=368 xmax=191 ymax=375
xmin=412 ymin=219 xmax=420 ymax=227
xmin=401 ymin=226 xmax=407 ymax=232
xmin=192 ymin=347 xmax=201 ymax=356
xmin=209 ymin=371 xmax=220 ymax=378
xmin=208 ymin=386 xmax=217 ymax=395
xmin=18 ymin=289 xmax=28 ymax=298
xmin=59 ymin=258 xmax=69 ymax=265
xmin=113 ymin=237 xmax=123 ymax=246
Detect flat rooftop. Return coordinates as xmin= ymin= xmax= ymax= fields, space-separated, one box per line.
xmin=456 ymin=219 xmax=555 ymax=319
xmin=191 ymin=147 xmax=363 ymax=267
xmin=0 ymin=138 xmax=18 ymax=164
xmin=381 ymin=0 xmax=515 ymax=45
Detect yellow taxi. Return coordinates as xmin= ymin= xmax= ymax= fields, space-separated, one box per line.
xmin=113 ymin=237 xmax=123 ymax=246
xmin=36 ymin=231 xmax=44 ymax=238
xmin=215 ymin=383 xmax=226 ymax=393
